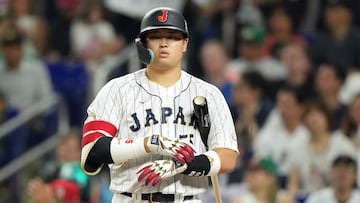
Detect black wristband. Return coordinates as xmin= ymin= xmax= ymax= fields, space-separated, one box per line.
xmin=182 ymin=155 xmax=211 ymax=176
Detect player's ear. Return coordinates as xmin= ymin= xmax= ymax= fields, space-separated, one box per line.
xmin=182 ymin=38 xmax=189 ymax=52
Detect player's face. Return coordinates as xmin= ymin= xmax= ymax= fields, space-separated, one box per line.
xmin=146 ymin=29 xmax=188 ymax=69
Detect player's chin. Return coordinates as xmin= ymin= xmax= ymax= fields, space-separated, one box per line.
xmin=153 ymin=59 xmax=173 ymax=68
xmin=156 ymin=55 xmax=171 ymax=61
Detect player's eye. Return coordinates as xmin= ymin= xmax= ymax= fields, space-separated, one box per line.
xmin=147 ymin=35 xmax=183 ymax=41
xmin=168 ymin=35 xmax=183 ymax=40
xmin=147 ymin=35 xmax=162 ymax=40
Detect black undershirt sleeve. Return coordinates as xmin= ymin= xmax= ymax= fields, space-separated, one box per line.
xmin=86 ymin=136 xmax=114 ymax=171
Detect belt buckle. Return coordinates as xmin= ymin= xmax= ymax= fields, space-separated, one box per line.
xmin=149 ymin=193 xmax=160 ymax=203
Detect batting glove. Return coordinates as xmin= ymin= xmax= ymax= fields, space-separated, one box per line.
xmin=136 ymin=159 xmax=187 ymax=186
xmin=147 ymin=135 xmax=196 ymax=165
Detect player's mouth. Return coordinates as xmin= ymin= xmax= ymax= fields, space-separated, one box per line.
xmin=159 ymin=51 xmax=169 ymax=57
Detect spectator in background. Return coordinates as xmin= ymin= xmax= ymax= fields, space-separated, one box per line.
xmin=27 ymin=129 xmax=91 ymax=203
xmin=227 ymin=25 xmax=287 ymax=83
xmin=0 ymin=27 xmax=54 ymax=159
xmin=0 ymin=90 xmax=26 ymax=166
xmin=250 ymin=0 xmax=310 ymax=28
xmin=339 ymin=71 xmax=360 ymax=105
xmin=196 ymin=0 xmax=241 ymax=57
xmin=254 ymin=86 xmax=309 ymax=188
xmin=226 ymin=71 xmax=273 ymax=187
xmin=341 ymin=94 xmax=360 ymax=189
xmin=229 ymin=156 xmax=293 ymax=203
xmin=315 ymin=63 xmax=347 ymax=131
xmin=0 ymin=92 xmax=9 ymax=125
xmin=0 ymin=92 xmax=10 ymax=165
xmin=182 ymin=0 xmax=240 ymax=78
xmin=0 ymin=28 xmax=53 ymax=111
xmin=342 ymin=94 xmax=360 ymax=150
xmin=278 ymin=43 xmax=315 ymax=99
xmin=287 ymin=100 xmax=356 ymax=201
xmin=311 ymin=0 xmax=360 ymax=72
xmin=306 ymin=154 xmax=360 ymax=203
xmin=0 ymin=0 xmax=7 ymax=17
xmin=237 ymin=0 xmax=265 ymax=28
xmin=200 ymin=40 xmax=233 ymax=104
xmin=232 ymin=71 xmax=273 ymax=155
xmin=46 ymin=0 xmax=81 ymax=60
xmin=263 ymin=6 xmax=307 ymax=59
xmin=0 ymin=0 xmax=48 ymax=56
xmin=89 ymin=171 xmax=113 ymax=203
xmin=71 ymin=0 xmax=125 ymax=62
xmin=71 ymin=0 xmax=126 ymax=95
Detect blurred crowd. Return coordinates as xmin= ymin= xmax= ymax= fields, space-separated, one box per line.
xmin=0 ymin=0 xmax=360 ymax=203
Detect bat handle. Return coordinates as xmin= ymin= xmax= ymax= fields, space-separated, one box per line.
xmin=211 ymin=175 xmax=222 ymax=203
xmin=193 ymin=96 xmax=222 ymax=203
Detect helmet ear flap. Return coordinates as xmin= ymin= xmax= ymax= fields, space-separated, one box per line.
xmin=139 ymin=34 xmax=147 ymax=47
xmin=135 ymin=38 xmax=154 ymax=65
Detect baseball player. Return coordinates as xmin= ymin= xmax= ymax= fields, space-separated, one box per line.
xmin=81 ymin=7 xmax=239 ymax=203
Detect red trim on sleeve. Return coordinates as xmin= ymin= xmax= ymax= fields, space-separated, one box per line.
xmin=83 ymin=120 xmax=117 ymax=137
xmin=81 ymin=132 xmax=104 ymax=147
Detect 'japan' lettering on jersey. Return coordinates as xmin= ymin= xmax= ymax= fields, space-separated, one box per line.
xmin=84 ymin=69 xmax=238 ymax=195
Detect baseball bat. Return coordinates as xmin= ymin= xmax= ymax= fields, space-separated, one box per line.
xmin=193 ymin=96 xmax=223 ymax=203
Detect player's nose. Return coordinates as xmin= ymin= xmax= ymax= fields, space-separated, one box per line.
xmin=159 ymin=38 xmax=168 ymax=48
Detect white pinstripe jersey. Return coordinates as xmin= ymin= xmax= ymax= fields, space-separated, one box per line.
xmin=85 ymin=69 xmax=238 ymax=195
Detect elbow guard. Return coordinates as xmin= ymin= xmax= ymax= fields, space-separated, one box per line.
xmin=182 ymin=150 xmax=221 ymax=176
xmin=81 ymin=120 xmax=117 ymax=175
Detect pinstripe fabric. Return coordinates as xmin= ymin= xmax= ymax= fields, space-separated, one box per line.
xmin=82 ymin=69 xmax=238 ymax=201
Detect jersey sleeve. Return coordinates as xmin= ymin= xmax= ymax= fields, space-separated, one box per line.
xmin=81 ymin=79 xmax=122 ymax=175
xmin=206 ymin=87 xmax=238 ymax=153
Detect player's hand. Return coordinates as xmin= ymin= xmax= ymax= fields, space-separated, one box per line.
xmin=136 ymin=159 xmax=187 ymax=186
xmin=147 ymin=135 xmax=196 ymax=165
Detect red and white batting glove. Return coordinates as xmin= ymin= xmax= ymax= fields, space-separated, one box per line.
xmin=147 ymin=135 xmax=196 ymax=165
xmin=136 ymin=159 xmax=187 ymax=186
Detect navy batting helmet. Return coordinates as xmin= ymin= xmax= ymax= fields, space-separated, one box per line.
xmin=138 ymin=7 xmax=189 ymax=40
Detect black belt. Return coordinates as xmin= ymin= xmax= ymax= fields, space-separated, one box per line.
xmin=121 ymin=192 xmax=194 ymax=202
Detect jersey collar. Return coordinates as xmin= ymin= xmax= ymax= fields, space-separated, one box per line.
xmin=134 ymin=69 xmax=192 ymax=95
